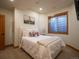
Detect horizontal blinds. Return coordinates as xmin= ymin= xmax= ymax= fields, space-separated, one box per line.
xmin=49 ymin=15 xmax=67 ymax=32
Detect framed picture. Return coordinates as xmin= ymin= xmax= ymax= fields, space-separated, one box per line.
xmin=23 ymin=15 xmax=35 ymax=24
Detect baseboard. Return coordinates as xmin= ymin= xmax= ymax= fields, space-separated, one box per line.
xmin=13 ymin=46 xmax=19 ymax=48
xmin=6 ymin=44 xmax=19 ymax=48
xmin=13 ymin=44 xmax=19 ymax=48
xmin=66 ymin=44 xmax=79 ymax=52
xmin=5 ymin=44 xmax=13 ymax=47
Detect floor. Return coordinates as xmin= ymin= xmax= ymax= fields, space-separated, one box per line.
xmin=0 ymin=46 xmax=79 ymax=59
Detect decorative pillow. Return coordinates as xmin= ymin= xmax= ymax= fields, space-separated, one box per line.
xmin=29 ymin=32 xmax=32 ymax=37
xmin=22 ymin=28 xmax=40 ymax=37
xmin=29 ymin=31 xmax=35 ymax=37
xmin=32 ymin=31 xmax=36 ymax=37
xmin=29 ymin=31 xmax=40 ymax=37
xmin=35 ymin=32 xmax=40 ymax=36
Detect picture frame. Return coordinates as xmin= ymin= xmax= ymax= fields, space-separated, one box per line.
xmin=23 ymin=15 xmax=35 ymax=24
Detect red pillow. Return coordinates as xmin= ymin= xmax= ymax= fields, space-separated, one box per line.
xmin=32 ymin=32 xmax=35 ymax=36
xmin=29 ymin=32 xmax=40 ymax=37
xmin=35 ymin=32 xmax=39 ymax=36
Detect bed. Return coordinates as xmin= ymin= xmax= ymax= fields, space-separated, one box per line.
xmin=20 ymin=34 xmax=65 ymax=59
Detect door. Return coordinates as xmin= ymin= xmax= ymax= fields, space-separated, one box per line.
xmin=0 ymin=15 xmax=5 ymax=49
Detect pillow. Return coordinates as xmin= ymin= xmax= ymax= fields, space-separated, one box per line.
xmin=33 ymin=28 xmax=40 ymax=36
xmin=29 ymin=31 xmax=40 ymax=37
xmin=35 ymin=32 xmax=40 ymax=36
xmin=22 ymin=28 xmax=40 ymax=37
xmin=32 ymin=31 xmax=36 ymax=37
xmin=29 ymin=31 xmax=35 ymax=37
xmin=29 ymin=32 xmax=32 ymax=37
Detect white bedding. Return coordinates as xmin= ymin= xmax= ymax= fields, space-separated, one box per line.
xmin=21 ymin=35 xmax=65 ymax=59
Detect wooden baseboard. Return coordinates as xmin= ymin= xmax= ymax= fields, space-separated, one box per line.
xmin=6 ymin=44 xmax=19 ymax=48
xmin=13 ymin=46 xmax=19 ymax=48
xmin=66 ymin=44 xmax=79 ymax=52
xmin=5 ymin=44 xmax=13 ymax=47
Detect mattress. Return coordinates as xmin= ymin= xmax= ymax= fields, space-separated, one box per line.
xmin=21 ymin=35 xmax=65 ymax=59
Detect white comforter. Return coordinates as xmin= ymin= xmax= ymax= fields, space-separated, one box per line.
xmin=21 ymin=35 xmax=65 ymax=59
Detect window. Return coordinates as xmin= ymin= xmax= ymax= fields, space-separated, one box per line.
xmin=48 ymin=12 xmax=68 ymax=34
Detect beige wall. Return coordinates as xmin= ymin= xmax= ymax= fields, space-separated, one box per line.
xmin=46 ymin=3 xmax=79 ymax=49
xmin=0 ymin=8 xmax=13 ymax=45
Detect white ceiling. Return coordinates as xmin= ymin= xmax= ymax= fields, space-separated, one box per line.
xmin=0 ymin=0 xmax=73 ymax=13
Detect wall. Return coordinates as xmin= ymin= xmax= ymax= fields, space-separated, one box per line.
xmin=37 ymin=14 xmax=48 ymax=34
xmin=14 ymin=8 xmax=47 ymax=46
xmin=46 ymin=3 xmax=79 ymax=49
xmin=0 ymin=8 xmax=13 ymax=45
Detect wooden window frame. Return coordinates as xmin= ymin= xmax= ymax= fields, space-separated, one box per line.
xmin=48 ymin=11 xmax=68 ymax=34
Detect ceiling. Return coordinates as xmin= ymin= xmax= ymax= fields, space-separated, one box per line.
xmin=0 ymin=0 xmax=73 ymax=14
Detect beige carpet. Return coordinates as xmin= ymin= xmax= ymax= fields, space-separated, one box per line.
xmin=0 ymin=46 xmax=79 ymax=59
xmin=56 ymin=46 xmax=79 ymax=59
